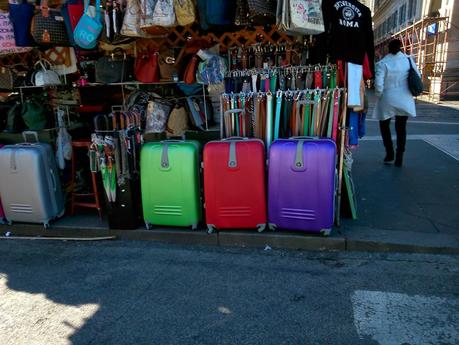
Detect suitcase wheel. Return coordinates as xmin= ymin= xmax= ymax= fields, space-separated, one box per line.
xmin=320 ymin=229 xmax=331 ymax=237
xmin=257 ymin=224 xmax=266 ymax=233
xmin=191 ymin=224 xmax=198 ymax=231
xmin=145 ymin=222 xmax=152 ymax=230
xmin=43 ymin=222 xmax=50 ymax=229
xmin=268 ymin=223 xmax=277 ymax=232
xmin=207 ymin=224 xmax=216 ymax=234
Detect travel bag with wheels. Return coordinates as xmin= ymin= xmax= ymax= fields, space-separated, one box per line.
xmin=140 ymin=140 xmax=201 ymax=229
xmin=268 ymin=137 xmax=336 ymax=235
xmin=0 ymin=145 xmax=4 ymax=224
xmin=0 ymin=131 xmax=65 ymax=228
xmin=203 ymin=137 xmax=267 ymax=233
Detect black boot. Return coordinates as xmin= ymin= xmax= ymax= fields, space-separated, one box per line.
xmin=384 ymin=149 xmax=394 ymax=164
xmin=394 ymin=151 xmax=403 ymax=167
xmin=379 ymin=119 xmax=394 ymax=165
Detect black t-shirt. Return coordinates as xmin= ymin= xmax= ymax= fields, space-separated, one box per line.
xmin=322 ymin=0 xmax=375 ymax=75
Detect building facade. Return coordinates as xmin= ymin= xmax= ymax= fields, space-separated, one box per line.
xmin=373 ymin=0 xmax=459 ymax=101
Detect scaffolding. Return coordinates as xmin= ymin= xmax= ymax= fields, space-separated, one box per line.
xmin=375 ymin=16 xmax=452 ymax=103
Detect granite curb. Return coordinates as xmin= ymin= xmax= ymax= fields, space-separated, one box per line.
xmin=2 ymin=223 xmax=459 ymax=255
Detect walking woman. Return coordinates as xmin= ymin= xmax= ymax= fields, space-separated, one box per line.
xmin=372 ymin=39 xmax=421 ymax=167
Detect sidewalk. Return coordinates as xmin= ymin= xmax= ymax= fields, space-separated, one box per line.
xmin=1 ymin=97 xmax=459 ymax=254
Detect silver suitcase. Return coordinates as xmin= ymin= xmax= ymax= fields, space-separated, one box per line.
xmin=0 ymin=132 xmax=65 ymax=228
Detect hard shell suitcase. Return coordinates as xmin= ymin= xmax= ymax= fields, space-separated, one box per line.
xmin=268 ymin=138 xmax=336 ymax=235
xmin=140 ymin=140 xmax=201 ymax=229
xmin=0 ymin=132 xmax=65 ymax=228
xmin=0 ymin=145 xmax=4 ymax=223
xmin=203 ymin=138 xmax=267 ymax=232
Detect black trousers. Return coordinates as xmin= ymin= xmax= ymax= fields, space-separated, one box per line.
xmin=379 ymin=116 xmax=408 ymax=153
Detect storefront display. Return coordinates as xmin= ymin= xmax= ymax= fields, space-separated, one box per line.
xmin=0 ymin=0 xmax=372 ymax=234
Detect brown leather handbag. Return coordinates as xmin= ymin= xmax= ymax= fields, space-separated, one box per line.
xmin=158 ymin=46 xmax=186 ymax=81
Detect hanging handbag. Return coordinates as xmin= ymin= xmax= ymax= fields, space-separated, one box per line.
xmin=61 ymin=0 xmax=84 ymax=45
xmin=247 ymin=0 xmax=276 ymax=25
xmin=0 ymin=66 xmax=17 ymax=90
xmin=408 ymin=57 xmax=423 ymax=97
xmin=121 ymin=0 xmax=151 ymax=37
xmin=141 ymin=0 xmax=175 ymax=30
xmin=174 ymin=0 xmax=196 ymax=26
xmin=8 ymin=0 xmax=35 ymax=47
xmin=278 ymin=0 xmax=325 ymax=35
xmin=30 ymin=0 xmax=70 ymax=46
xmin=234 ymin=0 xmax=250 ymax=26
xmin=135 ymin=50 xmax=160 ymax=83
xmin=33 ymin=59 xmax=62 ymax=86
xmin=44 ymin=46 xmax=78 ymax=75
xmin=0 ymin=11 xmax=32 ymax=55
xmin=95 ymin=48 xmax=134 ymax=83
xmin=74 ymin=0 xmax=103 ymax=49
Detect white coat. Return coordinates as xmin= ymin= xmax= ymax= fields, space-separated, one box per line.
xmin=372 ymin=51 xmax=421 ymax=120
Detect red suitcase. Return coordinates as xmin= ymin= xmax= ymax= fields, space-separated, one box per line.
xmin=203 ymin=138 xmax=267 ymax=233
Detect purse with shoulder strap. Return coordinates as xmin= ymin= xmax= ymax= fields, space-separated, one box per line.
xmin=407 ymin=57 xmax=423 ymax=97
xmin=31 ymin=0 xmax=70 ymax=46
xmin=74 ymin=0 xmax=103 ymax=49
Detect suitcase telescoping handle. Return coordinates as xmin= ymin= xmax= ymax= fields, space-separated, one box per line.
xmin=159 ymin=140 xmax=185 ymax=169
xmin=160 ymin=139 xmax=184 ymax=144
xmin=22 ymin=131 xmax=39 ymax=144
xmin=289 ymin=136 xmax=320 ymax=140
xmin=221 ymin=137 xmax=248 ymax=141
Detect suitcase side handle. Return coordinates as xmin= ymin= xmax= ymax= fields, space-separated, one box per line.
xmin=22 ymin=131 xmax=39 ymax=143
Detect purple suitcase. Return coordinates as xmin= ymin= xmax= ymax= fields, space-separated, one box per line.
xmin=0 ymin=145 xmax=4 ymax=223
xmin=268 ymin=138 xmax=336 ymax=235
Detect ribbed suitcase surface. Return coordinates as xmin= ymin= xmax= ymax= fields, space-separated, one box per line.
xmin=0 ymin=142 xmax=64 ymax=227
xmin=268 ymin=138 xmax=336 ymax=235
xmin=203 ymin=139 xmax=267 ymax=232
xmin=140 ymin=141 xmax=201 ymax=229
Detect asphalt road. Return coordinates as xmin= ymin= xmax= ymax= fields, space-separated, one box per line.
xmin=0 ymin=240 xmax=458 ymax=345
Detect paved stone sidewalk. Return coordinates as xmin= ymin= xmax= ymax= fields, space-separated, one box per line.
xmin=341 ymin=93 xmax=459 ymax=253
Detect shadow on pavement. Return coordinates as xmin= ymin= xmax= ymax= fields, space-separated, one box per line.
xmin=0 ymin=240 xmax=380 ymax=345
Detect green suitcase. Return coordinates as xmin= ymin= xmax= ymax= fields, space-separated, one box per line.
xmin=140 ymin=140 xmax=201 ymax=229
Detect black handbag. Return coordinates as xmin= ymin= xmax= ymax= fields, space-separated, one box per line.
xmin=407 ymin=57 xmax=423 ymax=97
xmin=247 ymin=0 xmax=277 ymax=25
xmin=31 ymin=0 xmax=71 ymax=46
xmin=95 ymin=49 xmax=134 ymax=84
xmin=235 ymin=0 xmax=250 ymax=26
